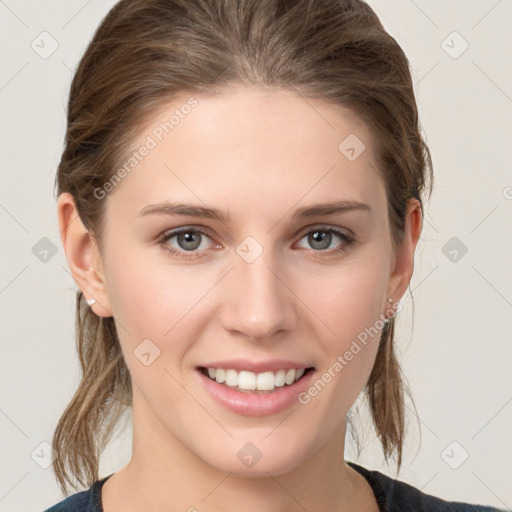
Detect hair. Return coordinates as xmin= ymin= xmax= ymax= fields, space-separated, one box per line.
xmin=53 ymin=0 xmax=433 ymax=494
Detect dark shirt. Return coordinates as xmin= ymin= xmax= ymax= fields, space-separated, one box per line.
xmin=42 ymin=461 xmax=508 ymax=511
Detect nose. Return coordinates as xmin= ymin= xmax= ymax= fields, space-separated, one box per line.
xmin=220 ymin=247 xmax=298 ymax=342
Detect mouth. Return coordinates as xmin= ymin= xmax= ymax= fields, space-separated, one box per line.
xmin=198 ymin=366 xmax=315 ymax=394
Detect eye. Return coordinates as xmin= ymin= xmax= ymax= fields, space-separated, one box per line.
xmin=158 ymin=227 xmax=219 ymax=260
xmin=295 ymin=226 xmax=355 ymax=254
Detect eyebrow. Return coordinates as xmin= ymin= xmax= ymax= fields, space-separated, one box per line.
xmin=138 ymin=199 xmax=372 ymax=222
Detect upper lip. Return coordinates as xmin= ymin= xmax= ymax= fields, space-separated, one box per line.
xmin=198 ymin=359 xmax=314 ymax=373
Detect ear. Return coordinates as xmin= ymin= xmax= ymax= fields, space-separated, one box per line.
xmin=57 ymin=192 xmax=113 ymax=317
xmin=385 ymin=198 xmax=423 ymax=311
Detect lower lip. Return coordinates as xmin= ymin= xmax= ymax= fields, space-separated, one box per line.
xmin=196 ymin=368 xmax=315 ymax=417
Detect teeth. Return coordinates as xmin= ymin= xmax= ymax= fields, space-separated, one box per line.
xmin=275 ymin=369 xmax=286 ymax=387
xmin=215 ymin=368 xmax=226 ymax=383
xmin=225 ymin=369 xmax=238 ymax=387
xmin=257 ymin=371 xmax=275 ymax=391
xmin=239 ymin=371 xmax=256 ymax=390
xmin=205 ymin=367 xmax=308 ymax=391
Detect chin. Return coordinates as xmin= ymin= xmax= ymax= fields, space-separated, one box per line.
xmin=195 ymin=437 xmax=309 ymax=478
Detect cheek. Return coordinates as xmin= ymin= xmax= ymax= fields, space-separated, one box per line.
xmin=102 ymin=257 xmax=197 ymax=407
xmin=298 ymin=252 xmax=389 ymax=399
xmin=304 ymin=257 xmax=389 ymax=345
xmin=103 ymin=248 xmax=194 ymax=333
xmin=102 ymin=250 xmax=219 ymax=373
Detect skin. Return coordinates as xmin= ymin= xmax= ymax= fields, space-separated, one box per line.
xmin=58 ymin=85 xmax=422 ymax=512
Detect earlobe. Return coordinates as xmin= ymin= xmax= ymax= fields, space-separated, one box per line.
xmin=57 ymin=192 xmax=113 ymax=317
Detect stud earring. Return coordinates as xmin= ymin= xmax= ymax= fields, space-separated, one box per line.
xmin=86 ymin=298 xmax=96 ymax=306
xmin=388 ymin=297 xmax=393 ymax=303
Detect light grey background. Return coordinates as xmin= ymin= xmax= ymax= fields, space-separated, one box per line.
xmin=0 ymin=1 xmax=511 ymax=511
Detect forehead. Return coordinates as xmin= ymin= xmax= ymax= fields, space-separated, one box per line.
xmin=105 ymin=85 xmax=386 ymax=220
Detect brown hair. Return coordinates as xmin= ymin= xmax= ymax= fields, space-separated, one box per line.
xmin=53 ymin=0 xmax=433 ymax=494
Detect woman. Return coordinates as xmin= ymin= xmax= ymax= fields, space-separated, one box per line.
xmin=43 ymin=0 xmax=506 ymax=510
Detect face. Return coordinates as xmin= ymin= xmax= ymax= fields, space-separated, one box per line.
xmin=91 ymin=85 xmax=402 ymax=475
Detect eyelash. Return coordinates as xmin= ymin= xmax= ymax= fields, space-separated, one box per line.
xmin=157 ymin=226 xmax=356 ymax=260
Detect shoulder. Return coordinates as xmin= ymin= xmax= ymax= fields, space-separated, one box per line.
xmin=41 ymin=475 xmax=112 ymax=512
xmin=347 ymin=461 xmax=508 ymax=512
